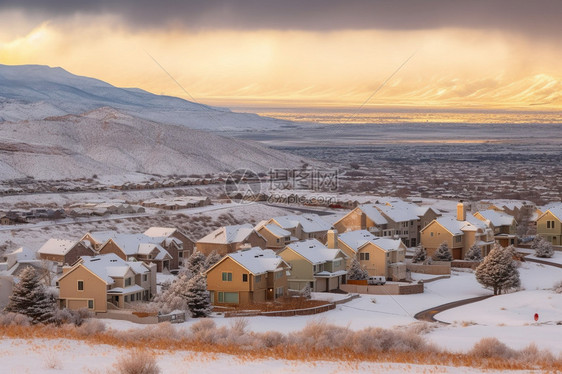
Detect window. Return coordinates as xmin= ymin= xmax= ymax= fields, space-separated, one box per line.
xmin=125 ymin=277 xmax=132 ymax=287
xmin=430 ymin=232 xmax=434 ymax=237
xmin=143 ymin=274 xmax=148 ymax=282
xmin=333 ymin=259 xmax=341 ymax=267
xmin=547 ymin=220 xmax=555 ymax=229
xmin=359 ymin=253 xmax=370 ymax=261
xmin=242 ymin=274 xmax=248 ymax=282
xmin=218 ymin=292 xmax=239 ymax=304
xmin=125 ymin=295 xmax=129 ymax=303
xmin=222 ymin=272 xmax=233 ymax=282
xmin=131 ymin=294 xmax=135 ymax=302
xmin=77 ymin=281 xmax=84 ymax=291
xmin=179 ymin=251 xmax=184 ymax=258
xmin=88 ymin=300 xmax=94 ymax=309
xmin=276 ymin=238 xmax=280 ymax=243
xmin=455 ymin=236 xmax=462 ymax=243
xmin=274 ymin=271 xmax=283 ymax=279
xmin=275 ymin=287 xmax=284 ymax=298
xmin=255 ymin=275 xmax=262 ymax=283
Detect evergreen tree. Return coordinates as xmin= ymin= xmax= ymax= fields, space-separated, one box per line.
xmin=432 ymin=242 xmax=453 ymax=262
xmin=465 ymin=244 xmax=483 ymax=261
xmin=5 ymin=266 xmax=56 ymax=324
xmin=475 ymin=243 xmax=520 ymax=295
xmin=183 ymin=274 xmax=211 ymax=318
xmin=152 ymin=274 xmax=190 ymax=314
xmin=186 ymin=251 xmax=206 ymax=275
xmin=532 ymin=236 xmax=554 ymax=258
xmin=348 ymin=257 xmax=369 ymax=280
xmin=202 ymin=250 xmax=222 ymax=272
xmin=411 ymin=247 xmax=426 ymax=263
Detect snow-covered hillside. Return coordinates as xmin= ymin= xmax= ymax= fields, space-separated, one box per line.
xmin=0 ymin=64 xmax=293 ymax=131
xmin=0 ymin=107 xmax=306 ymax=180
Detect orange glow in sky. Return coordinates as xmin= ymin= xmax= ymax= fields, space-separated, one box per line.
xmin=1 ymin=10 xmax=561 ymax=111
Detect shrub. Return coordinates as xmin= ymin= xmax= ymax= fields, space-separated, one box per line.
xmin=0 ymin=312 xmax=31 ymax=326
xmin=532 ymin=236 xmax=554 ymax=258
xmin=465 ymin=244 xmax=483 ymax=261
xmin=114 ymin=350 xmax=160 ymax=374
xmin=432 ymin=242 xmax=452 ymax=262
xmin=553 ymin=281 xmax=562 ymax=294
xmin=470 ymin=337 xmax=516 ymax=359
xmin=411 ymin=247 xmax=426 ymax=263
xmin=76 ymin=318 xmax=106 ymax=336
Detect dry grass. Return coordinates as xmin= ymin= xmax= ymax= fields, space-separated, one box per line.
xmin=0 ymin=321 xmax=560 ymax=372
xmin=113 ymin=349 xmax=160 ymax=374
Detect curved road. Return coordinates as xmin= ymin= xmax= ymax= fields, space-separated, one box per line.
xmin=414 ymin=295 xmax=494 ymax=323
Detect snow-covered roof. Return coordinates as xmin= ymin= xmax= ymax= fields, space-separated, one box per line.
xmin=224 ymin=247 xmax=288 ymax=275
xmin=338 ymin=230 xmax=403 ymax=253
xmin=285 ymin=239 xmax=346 ymax=265
xmin=90 ymin=232 xmax=170 ymax=256
xmin=357 ymin=205 xmax=388 ymax=225
xmin=5 ymin=247 xmax=36 ymax=263
xmin=264 ymin=224 xmax=291 ymax=237
xmin=107 ymin=285 xmax=145 ymax=294
xmin=271 ymin=214 xmax=332 ymax=233
xmin=143 ymin=227 xmax=177 ymax=237
xmin=486 ymin=199 xmax=534 ymax=211
xmin=430 ymin=214 xmax=489 ymax=236
xmin=543 ymin=205 xmax=562 ymax=221
xmin=475 ymin=210 xmax=515 ymax=227
xmin=198 ymin=224 xmax=255 ymax=244
xmin=38 ymin=238 xmax=76 ymax=256
xmin=79 ymin=254 xmax=127 ymax=284
xmin=374 ymin=201 xmax=421 ymax=222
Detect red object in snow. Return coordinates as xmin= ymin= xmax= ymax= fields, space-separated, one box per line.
xmin=534 ymin=313 xmax=539 ymax=322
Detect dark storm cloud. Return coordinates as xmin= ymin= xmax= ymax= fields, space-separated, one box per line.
xmin=1 ymin=0 xmax=561 ymax=36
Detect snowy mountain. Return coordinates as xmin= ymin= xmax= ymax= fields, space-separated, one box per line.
xmin=0 ymin=107 xmax=306 ymax=180
xmin=0 ymin=64 xmax=293 ymax=131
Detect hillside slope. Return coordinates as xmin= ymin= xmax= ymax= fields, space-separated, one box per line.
xmin=0 ymin=107 xmax=305 ymax=180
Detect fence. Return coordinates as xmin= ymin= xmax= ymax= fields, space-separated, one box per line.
xmin=340 ymin=283 xmax=423 ymax=295
xmin=407 ymin=262 xmax=451 ymax=275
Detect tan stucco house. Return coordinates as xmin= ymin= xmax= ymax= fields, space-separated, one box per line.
xmin=266 ymin=214 xmax=333 ymax=242
xmin=143 ymin=227 xmax=195 ymax=268
xmin=473 ymin=210 xmax=518 ymax=247
xmin=196 ymin=224 xmax=266 ymax=256
xmin=58 ymin=253 xmax=156 ymax=313
xmin=420 ymin=203 xmax=494 ymax=260
xmin=278 ymin=239 xmax=348 ymax=292
xmin=37 ymin=238 xmax=95 ymax=265
xmin=330 ymin=229 xmax=407 ymax=280
xmin=254 ymin=221 xmax=294 ymax=249
xmin=205 ymin=247 xmax=290 ymax=306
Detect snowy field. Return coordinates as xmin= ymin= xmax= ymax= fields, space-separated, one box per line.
xmin=101 ymin=262 xmax=562 ymax=358
xmin=0 ymin=338 xmax=533 ymax=374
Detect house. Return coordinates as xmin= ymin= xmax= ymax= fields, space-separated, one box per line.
xmin=278 ymin=239 xmax=347 ymax=292
xmin=0 ymin=247 xmax=57 ymax=285
xmin=254 ymin=220 xmax=294 ymax=249
xmin=143 ymin=227 xmax=195 ymax=268
xmin=37 ymin=238 xmax=96 ymax=265
xmin=330 ymin=229 xmax=407 ymax=280
xmin=478 ymin=199 xmax=535 ymax=222
xmin=334 ymin=199 xmax=441 ymax=247
xmin=205 ymin=247 xmax=290 ymax=306
xmin=473 ymin=210 xmax=518 ymax=247
xmin=420 ymin=202 xmax=494 ymax=260
xmin=196 ymin=224 xmax=266 ymax=256
xmin=536 ymin=204 xmax=562 ymax=246
xmin=57 ymin=253 xmax=156 ymax=313
xmin=267 ymin=214 xmax=333 ymax=242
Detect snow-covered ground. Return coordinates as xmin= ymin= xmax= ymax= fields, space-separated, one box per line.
xmin=0 ymin=338 xmax=528 ymax=374
xmin=99 ymin=262 xmax=562 ymax=356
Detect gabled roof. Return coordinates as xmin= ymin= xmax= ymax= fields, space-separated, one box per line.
xmin=90 ymin=232 xmax=170 ymax=256
xmin=356 ymin=205 xmax=388 ymax=225
xmin=210 ymin=247 xmax=289 ymax=276
xmin=38 ymin=238 xmax=77 ymax=256
xmin=539 ymin=205 xmax=562 ymax=222
xmin=61 ymin=254 xmax=150 ymax=285
xmin=197 ymin=224 xmax=256 ymax=244
xmin=475 ymin=210 xmax=516 ymax=227
xmin=5 ymin=247 xmax=36 ymax=263
xmin=284 ymin=239 xmax=347 ymax=265
xmin=424 ymin=214 xmax=489 ymax=236
xmin=338 ymin=230 xmax=404 ymax=253
xmin=271 ymin=214 xmax=332 ymax=233
xmin=374 ymin=202 xmax=420 ymax=223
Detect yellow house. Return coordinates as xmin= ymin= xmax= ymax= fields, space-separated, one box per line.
xmin=536 ymin=205 xmax=562 ymax=246
xmin=473 ymin=210 xmax=518 ymax=247
xmin=420 ymin=203 xmax=494 ymax=260
xmin=278 ymin=239 xmax=348 ymax=292
xmin=330 ymin=230 xmax=407 ymax=280
xmin=205 ymin=247 xmax=290 ymax=306
xmin=58 ymin=253 xmax=156 ymax=313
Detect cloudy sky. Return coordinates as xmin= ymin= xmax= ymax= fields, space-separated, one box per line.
xmin=1 ymin=1 xmax=561 ymax=110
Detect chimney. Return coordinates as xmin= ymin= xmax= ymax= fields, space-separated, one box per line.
xmin=327 ymin=229 xmax=338 ymax=249
xmin=457 ymin=201 xmax=466 ymax=221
